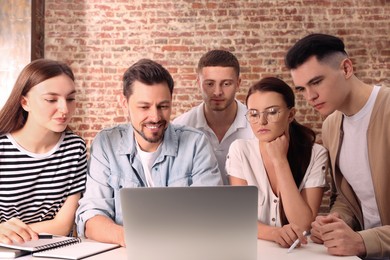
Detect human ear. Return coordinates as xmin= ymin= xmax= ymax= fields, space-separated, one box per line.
xmin=341 ymin=58 xmax=354 ymax=79
xmin=20 ymin=96 xmax=30 ymax=112
xmin=288 ymin=107 xmax=296 ymax=123
xmin=117 ymin=94 xmax=131 ymax=121
xmin=236 ymin=77 xmax=242 ymax=91
xmin=117 ymin=94 xmax=128 ymax=109
xmin=196 ymin=75 xmax=202 ymax=91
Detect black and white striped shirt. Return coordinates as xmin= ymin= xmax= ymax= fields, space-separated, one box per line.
xmin=0 ymin=131 xmax=87 ymax=224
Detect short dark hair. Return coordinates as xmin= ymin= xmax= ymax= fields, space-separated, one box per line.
xmin=285 ymin=33 xmax=348 ymax=69
xmin=122 ymin=59 xmax=174 ymax=98
xmin=197 ymin=50 xmax=240 ymax=77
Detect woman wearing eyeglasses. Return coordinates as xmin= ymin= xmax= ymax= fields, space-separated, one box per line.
xmin=226 ymin=77 xmax=328 ymax=248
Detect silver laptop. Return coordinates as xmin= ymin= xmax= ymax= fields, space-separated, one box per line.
xmin=120 ymin=186 xmax=258 ymax=260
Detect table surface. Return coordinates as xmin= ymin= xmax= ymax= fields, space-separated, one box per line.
xmin=16 ymin=239 xmax=360 ymax=260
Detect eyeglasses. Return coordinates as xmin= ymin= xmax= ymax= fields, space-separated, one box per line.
xmin=245 ymin=107 xmax=283 ymax=124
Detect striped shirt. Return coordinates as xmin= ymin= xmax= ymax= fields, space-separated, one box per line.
xmin=0 ymin=131 xmax=87 ymax=224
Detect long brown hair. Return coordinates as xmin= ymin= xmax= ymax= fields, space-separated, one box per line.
xmin=246 ymin=77 xmax=316 ymax=188
xmin=0 ymin=59 xmax=74 ymax=135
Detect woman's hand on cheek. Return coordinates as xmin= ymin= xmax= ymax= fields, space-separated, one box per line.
xmin=266 ymin=134 xmax=289 ymax=162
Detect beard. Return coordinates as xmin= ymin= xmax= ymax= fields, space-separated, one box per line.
xmin=209 ymin=104 xmax=228 ymax=111
xmin=132 ymin=121 xmax=167 ymax=144
xmin=206 ymin=96 xmax=236 ymax=112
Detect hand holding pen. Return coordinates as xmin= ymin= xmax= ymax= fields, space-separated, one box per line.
xmin=287 ymin=230 xmax=311 ymax=253
xmin=0 ymin=218 xmax=39 ymax=244
xmin=270 ymin=224 xmax=308 ymax=248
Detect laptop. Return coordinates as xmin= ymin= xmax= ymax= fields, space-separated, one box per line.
xmin=120 ymin=186 xmax=258 ymax=260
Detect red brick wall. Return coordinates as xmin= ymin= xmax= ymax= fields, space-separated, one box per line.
xmin=45 ymin=0 xmax=390 ymax=212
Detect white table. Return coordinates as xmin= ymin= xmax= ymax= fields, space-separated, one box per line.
xmin=18 ymin=239 xmax=360 ymax=260
xmin=256 ymin=239 xmax=359 ymax=259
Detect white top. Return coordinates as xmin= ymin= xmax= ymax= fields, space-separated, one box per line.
xmin=339 ymin=85 xmax=381 ymax=229
xmin=173 ymin=100 xmax=254 ymax=184
xmin=136 ymin=142 xmax=163 ymax=187
xmin=226 ymin=139 xmax=327 ymax=226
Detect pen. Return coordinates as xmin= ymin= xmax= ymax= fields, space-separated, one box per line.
xmin=287 ymin=230 xmax=310 ymax=253
xmin=38 ymin=234 xmax=53 ymax=239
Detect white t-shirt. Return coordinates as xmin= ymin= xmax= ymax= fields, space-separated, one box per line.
xmin=136 ymin=142 xmax=163 ymax=187
xmin=226 ymin=139 xmax=327 ymax=226
xmin=173 ymin=100 xmax=254 ymax=184
xmin=339 ymin=85 xmax=381 ymax=229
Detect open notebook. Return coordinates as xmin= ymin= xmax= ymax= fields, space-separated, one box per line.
xmin=0 ymin=235 xmax=119 ymax=259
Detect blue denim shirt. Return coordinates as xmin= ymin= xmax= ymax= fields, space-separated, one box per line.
xmin=76 ymin=124 xmax=222 ymax=236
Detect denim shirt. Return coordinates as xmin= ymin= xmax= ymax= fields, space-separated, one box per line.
xmin=76 ymin=124 xmax=222 ymax=236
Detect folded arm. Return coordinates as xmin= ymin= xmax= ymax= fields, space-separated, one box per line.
xmin=229 ymin=176 xmax=308 ymax=247
xmin=29 ymin=193 xmax=81 ymax=236
xmin=85 ymin=215 xmax=125 ymax=247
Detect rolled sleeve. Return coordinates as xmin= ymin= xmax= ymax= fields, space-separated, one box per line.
xmin=301 ymin=144 xmax=328 ymax=189
xmin=359 ymin=225 xmax=390 ymax=258
xmin=225 ymin=140 xmax=246 ymax=180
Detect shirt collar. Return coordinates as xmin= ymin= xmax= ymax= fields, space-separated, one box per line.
xmin=235 ymin=100 xmax=251 ymax=129
xmin=195 ymin=100 xmax=250 ymax=131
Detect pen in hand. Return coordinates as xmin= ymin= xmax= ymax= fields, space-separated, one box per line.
xmin=38 ymin=234 xmax=53 ymax=239
xmin=287 ymin=230 xmax=311 ymax=253
xmin=38 ymin=234 xmax=61 ymax=239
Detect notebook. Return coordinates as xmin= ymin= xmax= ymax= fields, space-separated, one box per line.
xmin=0 ymin=236 xmax=119 ymax=259
xmin=0 ymin=236 xmax=80 ymax=252
xmin=120 ymin=186 xmax=258 ymax=260
xmin=0 ymin=247 xmax=29 ymax=259
xmin=32 ymin=241 xmax=120 ymax=259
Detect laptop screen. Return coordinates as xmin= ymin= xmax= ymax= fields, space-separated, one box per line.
xmin=120 ymin=186 xmax=258 ymax=260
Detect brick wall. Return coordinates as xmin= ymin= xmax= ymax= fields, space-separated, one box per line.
xmin=45 ymin=0 xmax=390 ymax=213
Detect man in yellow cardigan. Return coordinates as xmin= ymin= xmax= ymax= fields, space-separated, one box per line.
xmin=285 ymin=33 xmax=390 ymax=259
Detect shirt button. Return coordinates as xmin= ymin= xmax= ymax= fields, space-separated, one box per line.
xmin=273 ymin=199 xmax=277 ymax=203
xmin=272 ymin=218 xmax=276 ymax=222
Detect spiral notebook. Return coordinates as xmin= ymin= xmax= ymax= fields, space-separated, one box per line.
xmin=0 ymin=247 xmax=29 ymax=259
xmin=0 ymin=236 xmax=119 ymax=259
